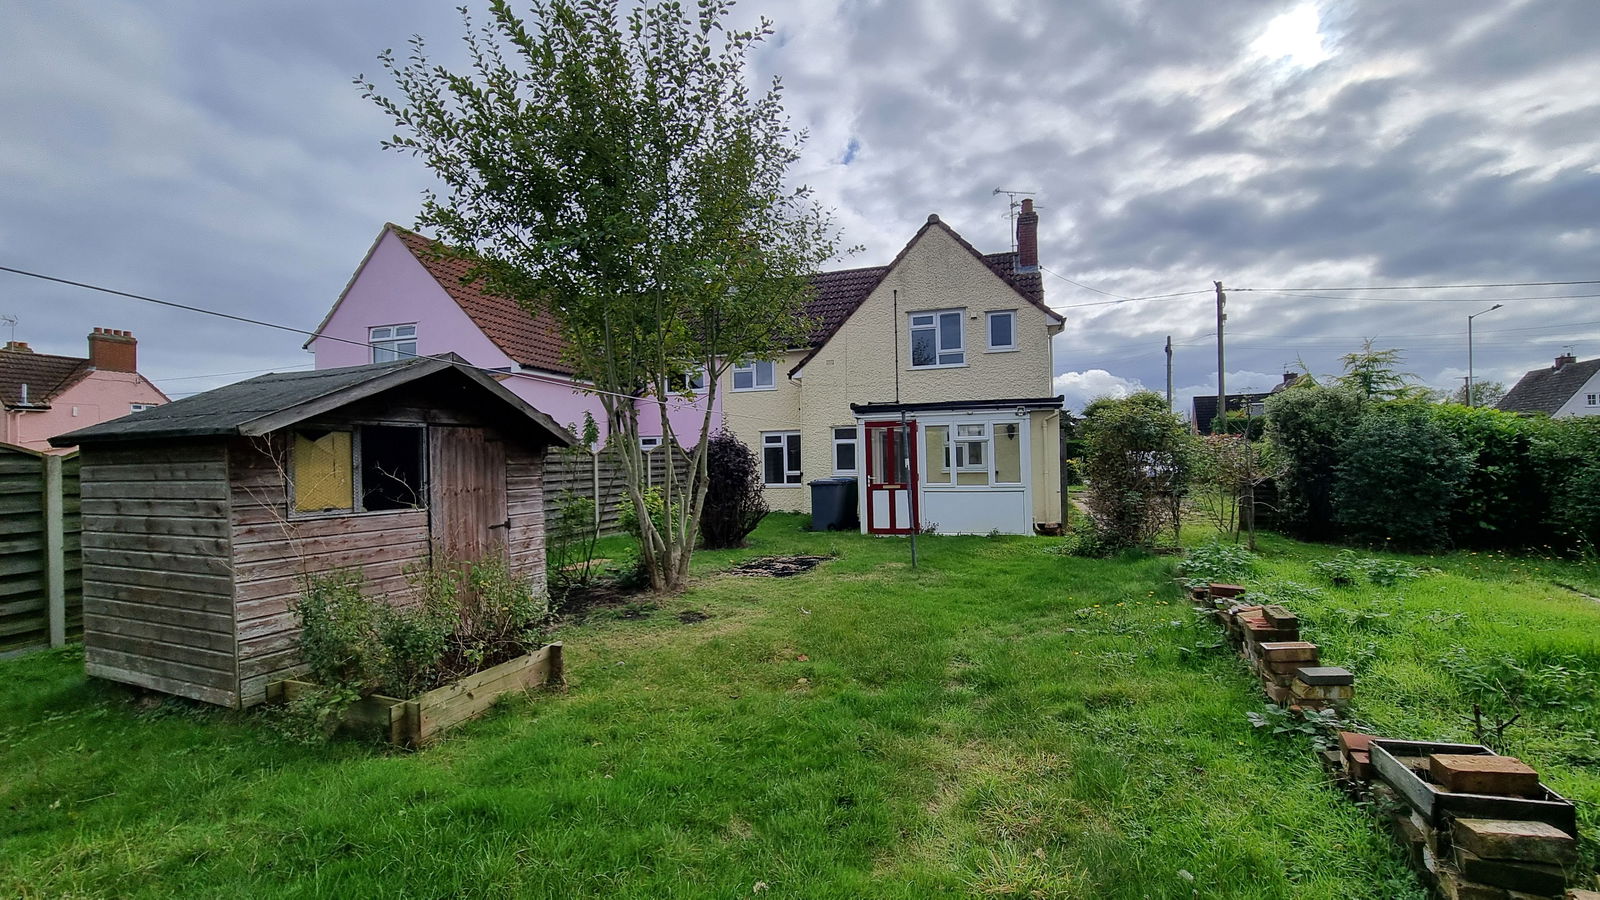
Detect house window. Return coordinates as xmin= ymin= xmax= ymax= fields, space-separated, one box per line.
xmin=1248 ymin=402 xmax=1266 ymax=416
xmin=732 ymin=360 xmax=776 ymax=391
xmin=358 ymin=425 xmax=426 ymax=511
xmin=292 ymin=426 xmax=426 ymax=514
xmin=129 ymin=403 xmax=157 ymax=413
xmin=909 ymin=310 xmax=965 ymax=368
xmin=1588 ymin=394 xmax=1598 ymax=407
xmin=986 ymin=311 xmax=1017 ymax=351
xmin=369 ymin=324 xmax=418 ymax=363
xmin=640 ymin=436 xmax=663 ymax=451
xmin=954 ymin=423 xmax=988 ymax=485
xmin=832 ymin=426 xmax=858 ymax=474
xmin=762 ymin=431 xmax=801 ymax=486
xmin=668 ymin=368 xmax=708 ymax=395
xmin=994 ymin=422 xmax=1023 ymax=485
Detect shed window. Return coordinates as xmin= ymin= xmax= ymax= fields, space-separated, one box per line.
xmin=292 ymin=430 xmax=354 ymax=513
xmin=370 ymin=324 xmax=418 ymax=363
xmin=359 ymin=425 xmax=426 ymax=511
xmin=910 ymin=310 xmax=964 ymax=367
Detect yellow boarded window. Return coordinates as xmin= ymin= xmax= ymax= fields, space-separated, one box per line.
xmin=994 ymin=422 xmax=1023 ymax=484
xmin=292 ymin=431 xmax=353 ymax=512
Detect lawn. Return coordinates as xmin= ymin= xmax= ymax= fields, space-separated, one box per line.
xmin=2 ymin=515 xmax=1596 ymax=898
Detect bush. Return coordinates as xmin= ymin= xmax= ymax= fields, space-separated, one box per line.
xmin=1332 ymin=403 xmax=1470 ymax=548
xmin=1264 ymin=383 xmax=1362 ymax=540
xmin=1078 ymin=392 xmax=1194 ymax=553
xmin=1430 ymin=405 xmax=1546 ymax=547
xmin=699 ymin=429 xmax=768 ymax=548
xmin=1532 ymin=416 xmax=1600 ymax=552
xmin=546 ymin=492 xmax=600 ymax=601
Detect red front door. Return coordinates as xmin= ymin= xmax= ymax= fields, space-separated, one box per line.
xmin=864 ymin=420 xmax=918 ymax=534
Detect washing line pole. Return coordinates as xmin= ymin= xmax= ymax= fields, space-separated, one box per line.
xmin=1214 ymin=281 xmax=1227 ymax=433
xmin=892 ymin=288 xmax=917 ymax=568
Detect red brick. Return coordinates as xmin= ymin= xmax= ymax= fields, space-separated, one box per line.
xmin=1452 ymin=818 xmax=1577 ymax=865
xmin=1347 ymin=750 xmax=1373 ymax=781
xmin=1258 ymin=640 xmax=1319 ymax=663
xmin=1338 ymin=731 xmax=1374 ymax=754
xmin=1430 ymin=755 xmax=1542 ymax=798
xmin=1209 ymin=583 xmax=1246 ymax=598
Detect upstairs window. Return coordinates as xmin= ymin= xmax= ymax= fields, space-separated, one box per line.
xmin=129 ymin=403 xmax=157 ymax=413
xmin=370 ymin=324 xmax=417 ymax=363
xmin=986 ymin=310 xmax=1017 ymax=351
xmin=762 ymin=431 xmax=802 ymax=486
xmin=1588 ymin=394 xmax=1598 ymax=407
xmin=640 ymin=436 xmax=663 ymax=451
xmin=667 ymin=368 xmax=708 ymax=395
xmin=910 ymin=310 xmax=964 ymax=367
xmin=733 ymin=360 xmax=776 ymax=391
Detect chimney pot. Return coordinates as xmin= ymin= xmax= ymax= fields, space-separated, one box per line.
xmin=87 ymin=328 xmax=138 ymax=373
xmin=1015 ymin=197 xmax=1039 ymax=270
xmin=1555 ymin=353 xmax=1577 ymax=371
xmin=3 ymin=340 xmax=32 ymax=353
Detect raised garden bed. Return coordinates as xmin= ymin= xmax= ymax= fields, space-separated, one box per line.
xmin=266 ymin=642 xmax=564 ymax=748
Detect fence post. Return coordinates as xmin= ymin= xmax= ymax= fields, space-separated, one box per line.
xmin=43 ymin=453 xmax=66 ymax=648
xmin=590 ymin=449 xmax=601 ymax=529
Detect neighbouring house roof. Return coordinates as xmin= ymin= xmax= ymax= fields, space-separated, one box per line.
xmin=851 ymin=396 xmax=1065 ymax=416
xmin=1191 ymin=391 xmax=1273 ymax=435
xmin=51 ymin=357 xmax=575 ymax=448
xmin=0 ymin=349 xmax=92 ymax=409
xmin=1499 ymin=357 xmax=1600 ymax=415
xmin=315 ymin=218 xmax=1054 ymax=385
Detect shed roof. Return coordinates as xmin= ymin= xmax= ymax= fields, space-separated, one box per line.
xmin=51 ymin=357 xmax=576 ymax=448
xmin=1498 ymin=357 xmax=1600 ymax=415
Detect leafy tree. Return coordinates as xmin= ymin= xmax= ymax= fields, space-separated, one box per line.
xmin=698 ymin=429 xmax=768 ymax=548
xmin=1531 ymin=416 xmax=1600 ymax=552
xmin=1429 ymin=404 xmax=1544 ymax=547
xmin=1191 ymin=434 xmax=1282 ymax=549
xmin=1078 ymin=392 xmax=1195 ymax=552
xmin=1337 ymin=340 xmax=1426 ymax=401
xmin=1436 ymin=380 xmax=1507 ymax=407
xmin=1333 ymin=403 xmax=1471 ymax=548
xmin=1263 ymin=382 xmax=1362 ymax=540
xmin=363 ymin=0 xmax=844 ymax=591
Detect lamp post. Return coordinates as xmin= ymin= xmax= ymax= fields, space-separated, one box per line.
xmin=1466 ymin=304 xmax=1503 ymax=406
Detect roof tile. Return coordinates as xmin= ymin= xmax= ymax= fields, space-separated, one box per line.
xmin=0 ymin=350 xmax=91 ymax=408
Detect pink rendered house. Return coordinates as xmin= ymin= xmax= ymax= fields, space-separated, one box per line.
xmin=305 ymin=224 xmax=719 ymax=446
xmin=1 ymin=329 xmax=168 ymax=452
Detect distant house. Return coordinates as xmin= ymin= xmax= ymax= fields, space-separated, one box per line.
xmin=717 ymin=200 xmax=1067 ymax=535
xmin=1 ymin=329 xmax=167 ymax=452
xmin=1190 ymin=373 xmax=1300 ymax=435
xmin=1499 ymin=353 xmax=1600 ymax=417
xmin=304 ymin=224 xmax=718 ymax=446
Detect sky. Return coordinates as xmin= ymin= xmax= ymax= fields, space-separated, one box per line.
xmin=3 ymin=1 xmax=1598 ymax=413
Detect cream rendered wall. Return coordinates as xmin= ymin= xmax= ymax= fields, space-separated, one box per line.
xmin=721 ymin=222 xmax=1062 ymax=515
xmin=718 ymin=349 xmax=807 ymax=510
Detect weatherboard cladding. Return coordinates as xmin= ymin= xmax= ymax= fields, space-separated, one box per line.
xmin=1499 ymin=357 xmax=1600 ymax=415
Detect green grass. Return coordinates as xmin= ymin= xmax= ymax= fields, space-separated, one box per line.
xmin=3 ymin=517 xmax=1595 ymax=897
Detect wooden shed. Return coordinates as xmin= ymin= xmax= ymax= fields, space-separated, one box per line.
xmin=51 ymin=358 xmax=574 ymax=708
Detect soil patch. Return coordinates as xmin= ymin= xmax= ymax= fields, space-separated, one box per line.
xmin=677 ymin=609 xmax=711 ymax=624
xmin=728 ymin=556 xmax=829 ymax=578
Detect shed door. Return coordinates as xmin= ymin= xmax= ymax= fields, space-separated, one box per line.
xmin=429 ymin=427 xmax=508 ymax=563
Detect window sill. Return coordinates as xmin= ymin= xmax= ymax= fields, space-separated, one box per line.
xmin=731 ymin=385 xmax=778 ymax=393
xmin=764 ymin=483 xmax=803 ymax=489
xmin=908 ymin=363 xmax=969 ymax=371
xmin=984 ymin=347 xmax=1021 ymax=353
xmin=288 ymin=506 xmax=427 ymax=522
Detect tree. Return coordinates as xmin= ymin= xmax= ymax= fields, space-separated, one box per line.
xmin=1336 ymin=340 xmax=1427 ymax=402
xmin=362 ymin=0 xmax=844 ymax=591
xmin=1436 ymin=380 xmax=1507 ymax=407
xmin=1263 ymin=382 xmax=1362 ymax=540
xmin=1192 ymin=434 xmax=1282 ymax=549
xmin=1078 ymin=392 xmax=1195 ymax=552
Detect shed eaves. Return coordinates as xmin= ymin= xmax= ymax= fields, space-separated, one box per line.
xmin=1499 ymin=357 xmax=1600 ymax=414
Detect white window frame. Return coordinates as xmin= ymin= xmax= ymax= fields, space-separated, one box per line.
xmin=129 ymin=403 xmax=157 ymax=413
xmin=762 ymin=431 xmax=802 ymax=486
xmin=1588 ymin=393 xmax=1598 ymax=407
xmin=954 ymin=423 xmax=988 ymax=472
xmin=639 ymin=436 xmax=663 ymax=451
xmin=369 ymin=323 xmax=418 ymax=363
xmin=832 ymin=426 xmax=858 ymax=475
xmin=985 ymin=310 xmax=1018 ymax=352
xmin=909 ymin=310 xmax=966 ymax=368
xmin=668 ymin=367 xmax=708 ymax=396
xmin=732 ymin=360 xmax=776 ymax=392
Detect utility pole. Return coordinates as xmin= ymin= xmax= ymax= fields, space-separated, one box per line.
xmin=1165 ymin=335 xmax=1174 ymax=413
xmin=1215 ymin=281 xmax=1226 ymax=435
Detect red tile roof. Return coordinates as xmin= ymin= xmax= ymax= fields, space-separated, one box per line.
xmin=0 ymin=350 xmax=91 ymax=408
xmin=385 ymin=216 xmax=1056 ymax=379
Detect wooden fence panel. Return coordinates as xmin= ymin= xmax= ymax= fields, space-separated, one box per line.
xmin=0 ymin=444 xmax=82 ymax=658
xmin=542 ymin=443 xmax=694 ymax=536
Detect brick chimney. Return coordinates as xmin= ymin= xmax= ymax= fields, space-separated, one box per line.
xmin=1016 ymin=198 xmax=1039 ymax=270
xmin=87 ymin=328 xmax=137 ymax=373
xmin=1554 ymin=352 xmax=1577 ymax=371
xmin=2 ymin=341 xmax=32 ymax=353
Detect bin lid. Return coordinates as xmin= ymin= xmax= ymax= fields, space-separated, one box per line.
xmin=809 ymin=476 xmax=856 ymax=486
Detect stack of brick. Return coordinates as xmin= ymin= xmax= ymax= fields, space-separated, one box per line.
xmin=1370 ymin=753 xmax=1593 ymax=898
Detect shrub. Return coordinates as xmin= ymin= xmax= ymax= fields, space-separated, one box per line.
xmin=1264 ymin=383 xmax=1362 ymax=540
xmin=546 ymin=492 xmax=600 ymax=600
xmin=1078 ymin=392 xmax=1195 ymax=553
xmin=1430 ymin=404 xmax=1545 ymax=547
xmin=699 ymin=428 xmax=768 ymax=548
xmin=1531 ymin=416 xmax=1600 ymax=553
xmin=295 ymin=571 xmax=384 ymax=694
xmin=1332 ymin=403 xmax=1470 ymax=548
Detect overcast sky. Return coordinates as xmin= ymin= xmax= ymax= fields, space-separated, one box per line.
xmin=4 ymin=1 xmax=1597 ymax=412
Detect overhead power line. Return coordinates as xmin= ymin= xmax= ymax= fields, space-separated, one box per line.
xmin=1235 ymin=289 xmax=1600 ymax=304
xmin=1238 ymin=280 xmax=1600 ymax=292
xmin=1038 ymin=266 xmax=1212 ymax=309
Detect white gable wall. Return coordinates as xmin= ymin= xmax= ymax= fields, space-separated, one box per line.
xmin=1554 ymin=368 xmax=1600 ymax=417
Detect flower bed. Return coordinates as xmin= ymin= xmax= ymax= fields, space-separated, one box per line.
xmin=268 ymin=642 xmax=563 ymax=748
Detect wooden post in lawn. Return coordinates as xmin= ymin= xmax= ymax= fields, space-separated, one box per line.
xmin=43 ymin=452 xmax=66 ymax=648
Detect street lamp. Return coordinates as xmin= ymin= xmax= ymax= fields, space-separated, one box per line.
xmin=1467 ymin=304 xmax=1503 ymax=406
